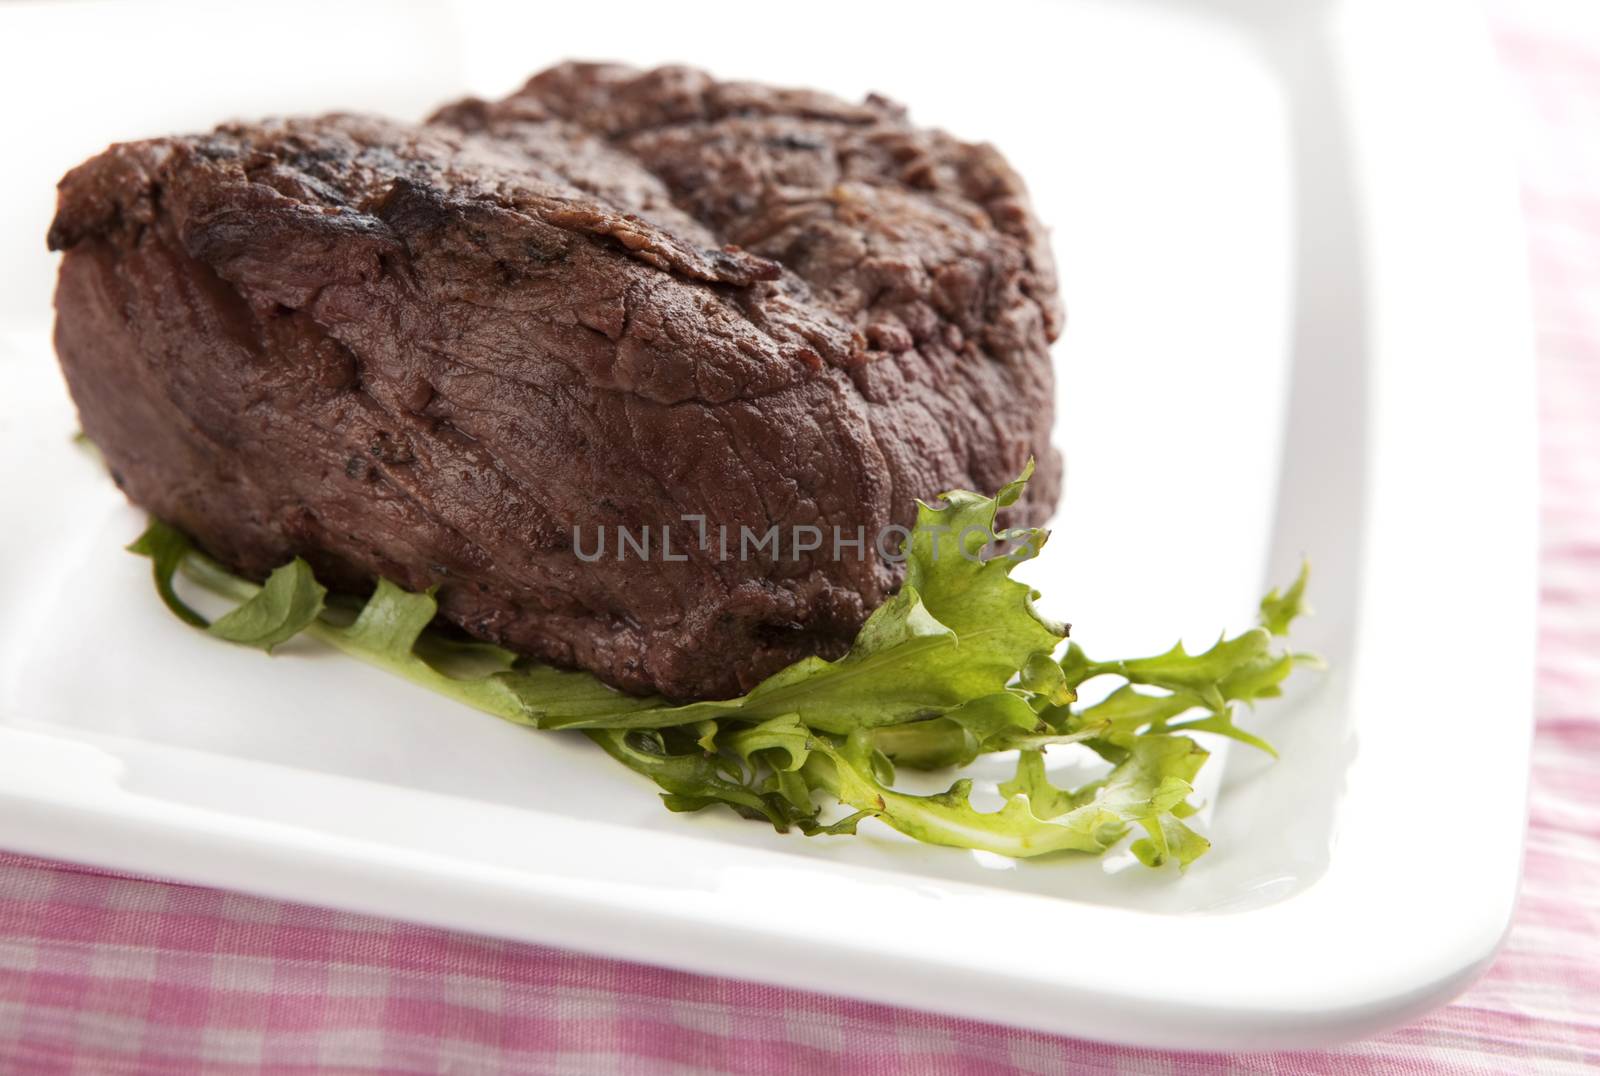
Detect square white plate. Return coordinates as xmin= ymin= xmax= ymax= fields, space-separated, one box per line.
xmin=0 ymin=0 xmax=1535 ymax=1050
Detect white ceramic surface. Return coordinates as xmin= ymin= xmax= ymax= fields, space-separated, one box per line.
xmin=0 ymin=0 xmax=1535 ymax=1050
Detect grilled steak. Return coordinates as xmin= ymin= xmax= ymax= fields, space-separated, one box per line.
xmin=48 ymin=62 xmax=1062 ymax=701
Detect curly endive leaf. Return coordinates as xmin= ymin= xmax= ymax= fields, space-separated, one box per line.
xmin=587 ymin=723 xmax=877 ymax=836
xmin=207 ymin=558 xmax=326 ymax=652
xmin=1096 ymin=736 xmax=1211 ymax=868
xmin=997 ymin=750 xmax=1094 ymax=819
xmin=865 ymin=691 xmax=1044 ymax=770
xmin=127 ymin=522 xmax=326 ymax=650
xmin=1259 ymin=561 xmax=1311 ymax=637
xmin=998 ymin=738 xmax=1211 ymax=868
xmin=724 ymin=714 xmax=812 ymax=772
xmin=127 ymin=467 xmax=1319 ymax=874
xmin=806 ymin=735 xmax=1122 ymax=858
xmin=903 ymin=460 xmax=1064 ymax=679
xmin=587 ymin=727 xmax=807 ymax=830
xmin=1050 ymin=594 xmax=1316 ymax=759
xmin=1065 ymin=631 xmax=1274 ymax=710
xmin=803 ymin=729 xmax=1209 ymax=865
xmin=1072 ymin=685 xmax=1197 ymax=740
xmin=126 ymin=521 xmax=208 ymax=628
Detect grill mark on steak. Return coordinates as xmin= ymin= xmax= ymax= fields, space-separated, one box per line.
xmin=49 ymin=62 xmax=1062 ymax=701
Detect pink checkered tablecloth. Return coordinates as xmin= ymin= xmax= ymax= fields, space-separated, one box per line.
xmin=4 ymin=8 xmax=1598 ymax=1074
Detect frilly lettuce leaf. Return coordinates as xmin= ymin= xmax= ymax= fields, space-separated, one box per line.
xmin=127 ymin=465 xmax=1317 ymax=874
xmin=586 ymin=727 xmax=806 ymax=830
xmin=801 ymin=730 xmax=1208 ymax=864
xmin=1260 ymin=561 xmax=1311 ymax=637
xmin=807 ymin=732 xmax=1123 ymax=858
xmin=900 ymin=462 xmax=1064 ymax=691
xmin=126 ymin=521 xmax=208 ymax=628
xmin=1042 ymin=574 xmax=1319 ymax=762
xmin=207 ymin=559 xmax=326 ymax=652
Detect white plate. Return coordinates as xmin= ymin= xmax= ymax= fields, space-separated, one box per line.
xmin=0 ymin=0 xmax=1535 ymax=1050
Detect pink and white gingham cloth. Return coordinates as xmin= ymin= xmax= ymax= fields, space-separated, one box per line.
xmin=4 ymin=8 xmax=1599 ymax=1074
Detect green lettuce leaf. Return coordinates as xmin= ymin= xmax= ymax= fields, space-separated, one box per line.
xmin=126 ymin=466 xmax=1318 ymax=874
xmin=586 ymin=727 xmax=806 ymax=830
xmin=1046 ymin=592 xmax=1315 ymax=761
xmin=803 ymin=730 xmax=1209 ymax=865
xmin=127 ymin=521 xmax=208 ymax=628
xmin=899 ymin=461 xmax=1064 ymax=693
xmin=806 ymin=732 xmax=1124 ymax=858
xmin=1260 ymin=561 xmax=1311 ymax=637
xmin=207 ymin=558 xmax=326 ymax=652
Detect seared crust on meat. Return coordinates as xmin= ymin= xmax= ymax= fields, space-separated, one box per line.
xmin=49 ymin=62 xmax=1061 ymax=700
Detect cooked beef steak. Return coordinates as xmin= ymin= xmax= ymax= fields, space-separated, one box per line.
xmin=48 ymin=62 xmax=1062 ymax=701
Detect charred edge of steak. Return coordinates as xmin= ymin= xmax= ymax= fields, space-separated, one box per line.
xmin=48 ymin=61 xmax=1062 ymax=701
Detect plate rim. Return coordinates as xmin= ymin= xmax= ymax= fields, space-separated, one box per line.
xmin=0 ymin=0 xmax=1537 ymax=1050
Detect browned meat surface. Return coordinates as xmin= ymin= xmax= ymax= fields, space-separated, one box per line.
xmin=48 ymin=62 xmax=1062 ymax=700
